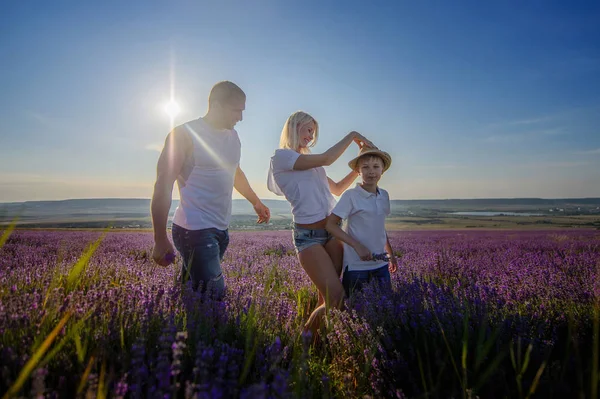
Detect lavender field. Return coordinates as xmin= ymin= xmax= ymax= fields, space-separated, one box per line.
xmin=1 ymin=229 xmax=600 ymax=398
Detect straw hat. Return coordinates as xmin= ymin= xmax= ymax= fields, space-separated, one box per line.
xmin=348 ymin=146 xmax=392 ymax=172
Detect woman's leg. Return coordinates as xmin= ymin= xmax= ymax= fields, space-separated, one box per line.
xmin=325 ymin=238 xmax=344 ymax=278
xmin=298 ymin=244 xmax=345 ymax=335
xmin=316 ymin=239 xmax=344 ymax=307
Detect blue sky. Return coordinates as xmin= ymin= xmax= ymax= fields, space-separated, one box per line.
xmin=1 ymin=1 xmax=599 ymax=202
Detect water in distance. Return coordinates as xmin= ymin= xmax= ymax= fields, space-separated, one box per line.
xmin=449 ymin=211 xmax=544 ymax=216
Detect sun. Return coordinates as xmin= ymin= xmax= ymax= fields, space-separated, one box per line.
xmin=164 ymin=100 xmax=181 ymax=118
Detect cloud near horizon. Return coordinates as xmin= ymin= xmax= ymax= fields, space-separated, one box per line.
xmin=575 ymin=148 xmax=600 ymax=155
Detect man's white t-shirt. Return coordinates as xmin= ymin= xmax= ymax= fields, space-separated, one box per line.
xmin=331 ymin=184 xmax=390 ymax=271
xmin=267 ymin=149 xmax=336 ymax=224
xmin=172 ymin=118 xmax=241 ymax=231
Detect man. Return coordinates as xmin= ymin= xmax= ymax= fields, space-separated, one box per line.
xmin=151 ymin=81 xmax=270 ymax=296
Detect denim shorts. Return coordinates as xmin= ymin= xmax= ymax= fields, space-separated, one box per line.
xmin=342 ymin=264 xmax=392 ymax=298
xmin=292 ymin=224 xmax=334 ymax=253
xmin=171 ymin=224 xmax=229 ymax=298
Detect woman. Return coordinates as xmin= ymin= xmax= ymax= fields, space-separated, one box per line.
xmin=267 ymin=110 xmax=373 ymax=334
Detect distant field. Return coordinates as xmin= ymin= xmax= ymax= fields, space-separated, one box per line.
xmin=385 ymin=214 xmax=600 ymax=230
xmin=4 ymin=214 xmax=600 ymax=231
xmin=2 ymin=201 xmax=600 ymax=231
xmin=2 ymin=197 xmax=600 ymax=230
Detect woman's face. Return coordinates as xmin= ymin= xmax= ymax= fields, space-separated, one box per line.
xmin=297 ymin=120 xmax=316 ymax=149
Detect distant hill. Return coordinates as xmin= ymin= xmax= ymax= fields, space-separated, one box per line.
xmin=0 ymin=198 xmax=292 ymax=226
xmin=1 ymin=197 xmax=599 ymax=228
xmin=0 ymin=198 xmax=292 ymax=217
xmin=389 ymin=198 xmax=600 ymax=211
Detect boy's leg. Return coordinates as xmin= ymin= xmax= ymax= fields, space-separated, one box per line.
xmin=342 ymin=269 xmax=370 ymax=298
xmin=371 ymin=265 xmax=392 ymax=292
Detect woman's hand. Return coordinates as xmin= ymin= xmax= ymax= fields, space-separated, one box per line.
xmin=350 ymin=131 xmax=375 ymax=149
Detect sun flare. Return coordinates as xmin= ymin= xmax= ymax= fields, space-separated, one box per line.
xmin=164 ymin=100 xmax=181 ymax=118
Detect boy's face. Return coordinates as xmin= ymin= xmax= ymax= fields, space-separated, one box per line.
xmin=357 ymin=156 xmax=384 ymax=185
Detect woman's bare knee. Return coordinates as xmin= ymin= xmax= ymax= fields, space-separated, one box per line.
xmin=298 ymin=245 xmax=344 ymax=298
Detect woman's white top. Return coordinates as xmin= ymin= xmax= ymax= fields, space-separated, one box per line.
xmin=267 ymin=149 xmax=336 ymax=224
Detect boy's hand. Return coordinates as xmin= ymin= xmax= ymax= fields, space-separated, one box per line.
xmin=388 ymin=254 xmax=398 ymax=273
xmin=355 ymin=243 xmax=372 ymax=261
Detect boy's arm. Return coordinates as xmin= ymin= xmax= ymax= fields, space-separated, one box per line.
xmin=385 ymin=232 xmax=398 ymax=273
xmin=325 ymin=214 xmax=372 ymax=261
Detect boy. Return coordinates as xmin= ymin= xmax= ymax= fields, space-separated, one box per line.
xmin=325 ymin=147 xmax=398 ymax=298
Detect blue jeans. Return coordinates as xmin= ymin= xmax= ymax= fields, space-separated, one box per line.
xmin=342 ymin=264 xmax=392 ymax=298
xmin=172 ymin=224 xmax=229 ymax=297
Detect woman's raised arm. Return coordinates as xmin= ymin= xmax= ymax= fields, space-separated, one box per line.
xmin=292 ymin=131 xmax=373 ymax=171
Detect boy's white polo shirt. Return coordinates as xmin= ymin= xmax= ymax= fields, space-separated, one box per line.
xmin=332 ymin=184 xmax=391 ymax=272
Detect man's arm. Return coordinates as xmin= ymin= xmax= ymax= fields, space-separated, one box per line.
xmin=234 ymin=166 xmax=271 ymax=223
xmin=385 ymin=232 xmax=398 ymax=273
xmin=325 ymin=214 xmax=372 ymax=261
xmin=327 ymin=171 xmax=359 ymax=196
xmin=151 ymin=129 xmax=190 ymax=266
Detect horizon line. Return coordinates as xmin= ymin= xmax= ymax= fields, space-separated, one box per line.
xmin=2 ymin=196 xmax=600 ymax=205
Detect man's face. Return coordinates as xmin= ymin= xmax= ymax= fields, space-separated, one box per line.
xmin=358 ymin=156 xmax=384 ymax=185
xmin=216 ymin=95 xmax=246 ymax=129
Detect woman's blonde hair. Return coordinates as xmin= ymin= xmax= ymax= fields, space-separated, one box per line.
xmin=279 ymin=111 xmax=319 ymax=154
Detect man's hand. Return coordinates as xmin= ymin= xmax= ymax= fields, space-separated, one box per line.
xmin=152 ymin=236 xmax=176 ymax=266
xmin=354 ymin=243 xmax=372 ymax=261
xmin=253 ymin=201 xmax=271 ymax=224
xmin=388 ymin=254 xmax=398 ymax=273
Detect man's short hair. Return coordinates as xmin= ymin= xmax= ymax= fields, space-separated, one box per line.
xmin=208 ymin=81 xmax=246 ymax=107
